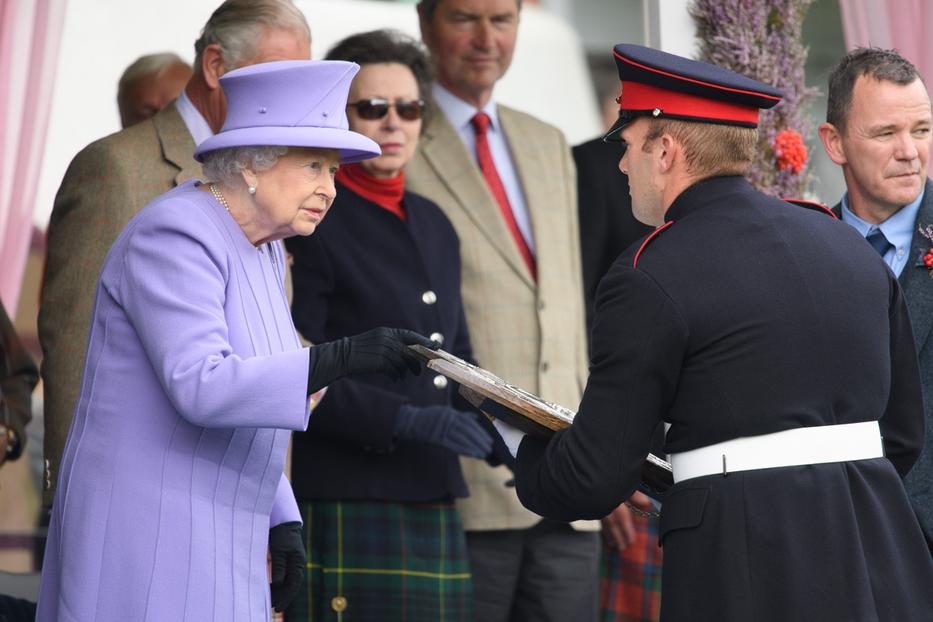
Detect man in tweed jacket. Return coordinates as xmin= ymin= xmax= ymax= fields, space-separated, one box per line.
xmin=406 ymin=1 xmax=600 ymax=620
xmin=38 ymin=0 xmax=310 ymax=505
xmin=819 ymin=47 xmax=933 ymax=552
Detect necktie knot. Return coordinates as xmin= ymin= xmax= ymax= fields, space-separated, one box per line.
xmin=471 ymin=112 xmax=491 ymax=135
xmin=866 ymin=229 xmax=893 ymax=257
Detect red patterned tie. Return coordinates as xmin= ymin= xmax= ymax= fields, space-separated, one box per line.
xmin=471 ymin=112 xmax=536 ymax=280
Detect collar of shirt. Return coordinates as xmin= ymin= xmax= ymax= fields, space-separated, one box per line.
xmin=840 ymin=189 xmax=924 ymax=276
xmin=431 ymin=83 xmax=500 ymax=136
xmin=174 ymin=89 xmax=214 ymax=146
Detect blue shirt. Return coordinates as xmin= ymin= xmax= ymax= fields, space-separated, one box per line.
xmin=840 ymin=190 xmax=924 ymax=277
xmin=432 ymin=83 xmax=535 ymax=254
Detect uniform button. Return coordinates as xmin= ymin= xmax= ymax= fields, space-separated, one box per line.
xmin=897 ymin=248 xmax=905 ymax=258
xmin=422 ymin=291 xmax=437 ymax=305
xmin=541 ymin=361 xmax=549 ymax=373
xmin=429 ymin=332 xmax=444 ymax=346
xmin=538 ymin=300 xmax=546 ymax=311
xmin=433 ymin=374 xmax=448 ymax=389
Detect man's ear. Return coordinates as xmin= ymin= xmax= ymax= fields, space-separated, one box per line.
xmin=200 ymin=43 xmax=227 ymax=91
xmin=656 ymin=133 xmax=678 ymax=174
xmin=818 ymin=122 xmax=847 ymax=166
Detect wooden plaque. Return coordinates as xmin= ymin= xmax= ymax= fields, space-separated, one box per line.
xmin=408 ymin=345 xmax=673 ymax=498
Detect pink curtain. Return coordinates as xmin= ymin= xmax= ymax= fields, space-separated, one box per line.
xmin=0 ymin=0 xmax=67 ymax=315
xmin=838 ymin=0 xmax=933 ymax=86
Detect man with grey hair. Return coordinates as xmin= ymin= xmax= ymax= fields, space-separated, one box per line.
xmin=818 ymin=47 xmax=933 ymax=552
xmin=39 ymin=0 xmax=310 ymax=507
xmin=117 ymin=52 xmax=192 ymax=128
xmin=405 ymin=0 xmax=599 ymax=620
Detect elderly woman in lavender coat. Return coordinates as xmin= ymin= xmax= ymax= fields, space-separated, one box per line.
xmin=36 ymin=60 xmax=435 ymax=622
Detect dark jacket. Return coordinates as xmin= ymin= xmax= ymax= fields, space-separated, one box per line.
xmin=572 ymin=137 xmax=651 ymax=334
xmin=1 ymin=303 xmax=38 ymax=461
xmin=834 ymin=179 xmax=933 ymax=549
xmin=513 ymin=176 xmax=933 ymax=621
xmin=286 ymin=183 xmax=475 ymax=501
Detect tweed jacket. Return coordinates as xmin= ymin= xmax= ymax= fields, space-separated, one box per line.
xmin=406 ymin=104 xmax=596 ymax=531
xmin=834 ymin=179 xmax=933 ymax=548
xmin=38 ymin=102 xmax=202 ymax=504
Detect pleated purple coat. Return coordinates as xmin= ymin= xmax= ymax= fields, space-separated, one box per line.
xmin=36 ymin=180 xmax=312 ymax=621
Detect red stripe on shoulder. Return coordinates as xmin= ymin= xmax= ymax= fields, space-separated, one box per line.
xmin=634 ymin=221 xmax=675 ymax=269
xmin=781 ymin=197 xmax=838 ymax=220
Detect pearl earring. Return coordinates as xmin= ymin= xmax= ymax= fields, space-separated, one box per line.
xmin=248 ymin=185 xmax=256 ymax=195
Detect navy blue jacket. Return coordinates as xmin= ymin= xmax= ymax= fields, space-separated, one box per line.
xmin=286 ymin=183 xmax=475 ymax=502
xmin=513 ymin=176 xmax=933 ymax=621
xmin=573 ymin=137 xmax=651 ymax=335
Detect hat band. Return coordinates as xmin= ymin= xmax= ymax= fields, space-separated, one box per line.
xmin=618 ymin=81 xmax=760 ymax=126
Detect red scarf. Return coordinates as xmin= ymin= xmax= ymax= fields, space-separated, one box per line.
xmin=336 ymin=163 xmax=406 ymax=220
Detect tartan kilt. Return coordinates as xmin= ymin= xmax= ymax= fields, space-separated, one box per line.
xmin=284 ymin=499 xmax=473 ymax=622
xmin=599 ymin=512 xmax=662 ymax=622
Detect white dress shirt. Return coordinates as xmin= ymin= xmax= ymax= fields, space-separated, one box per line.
xmin=174 ymin=89 xmax=214 ymax=146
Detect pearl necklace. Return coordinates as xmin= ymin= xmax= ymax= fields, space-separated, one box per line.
xmin=209 ymin=182 xmax=230 ymax=212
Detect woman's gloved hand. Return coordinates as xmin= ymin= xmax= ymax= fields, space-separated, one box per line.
xmin=308 ymin=327 xmax=437 ymax=394
xmin=394 ymin=404 xmax=495 ymax=458
xmin=268 ymin=521 xmax=305 ymax=612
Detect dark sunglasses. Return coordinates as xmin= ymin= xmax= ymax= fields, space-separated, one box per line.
xmin=346 ymin=98 xmax=426 ymax=121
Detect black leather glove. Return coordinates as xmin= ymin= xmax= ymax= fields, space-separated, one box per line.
xmin=269 ymin=521 xmax=305 ymax=612
xmin=394 ymin=404 xmax=495 ymax=458
xmin=307 ymin=327 xmax=437 ymax=395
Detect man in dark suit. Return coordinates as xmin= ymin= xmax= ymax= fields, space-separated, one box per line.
xmin=0 ymin=302 xmax=37 ymax=468
xmin=574 ymin=137 xmax=652 ymax=337
xmin=494 ymin=43 xmax=933 ymax=621
xmin=38 ymin=0 xmax=310 ymax=505
xmin=818 ymin=47 xmax=933 ymax=551
xmin=573 ymin=138 xmax=659 ymax=620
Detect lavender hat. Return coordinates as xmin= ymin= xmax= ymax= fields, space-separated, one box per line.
xmin=193 ymin=60 xmax=380 ymax=163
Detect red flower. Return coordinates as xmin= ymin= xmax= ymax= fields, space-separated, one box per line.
xmin=773 ymin=129 xmax=808 ymax=174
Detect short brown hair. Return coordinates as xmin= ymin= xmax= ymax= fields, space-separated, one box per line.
xmin=643 ymin=119 xmax=757 ymax=178
xmin=417 ymin=0 xmax=522 ymax=21
xmin=826 ymin=47 xmax=922 ymax=134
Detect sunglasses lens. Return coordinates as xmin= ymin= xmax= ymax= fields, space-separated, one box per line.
xmin=395 ymin=101 xmax=424 ymax=121
xmin=355 ymin=100 xmax=390 ymax=120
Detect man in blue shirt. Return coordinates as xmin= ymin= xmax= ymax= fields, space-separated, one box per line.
xmin=818 ymin=46 xmax=933 ymax=551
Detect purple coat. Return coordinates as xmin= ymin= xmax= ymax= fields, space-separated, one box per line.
xmin=36 ymin=180 xmax=311 ymax=621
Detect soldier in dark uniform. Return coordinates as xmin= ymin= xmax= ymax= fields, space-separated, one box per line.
xmin=491 ymin=44 xmax=933 ymax=621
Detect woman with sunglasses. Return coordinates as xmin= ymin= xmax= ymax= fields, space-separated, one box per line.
xmin=284 ymin=30 xmax=501 ymax=622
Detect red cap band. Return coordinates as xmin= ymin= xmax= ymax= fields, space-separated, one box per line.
xmin=619 ymin=81 xmax=760 ymax=125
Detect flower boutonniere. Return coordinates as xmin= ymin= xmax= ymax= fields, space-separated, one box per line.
xmin=916 ymin=224 xmax=933 ymax=274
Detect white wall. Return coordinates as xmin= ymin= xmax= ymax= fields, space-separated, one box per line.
xmin=33 ymin=0 xmax=600 ymax=228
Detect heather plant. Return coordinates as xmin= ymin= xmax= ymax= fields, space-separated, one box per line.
xmin=690 ymin=0 xmax=818 ymax=198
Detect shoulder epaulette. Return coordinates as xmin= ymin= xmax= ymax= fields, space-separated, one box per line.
xmin=633 ymin=221 xmax=675 ymax=268
xmin=782 ymin=197 xmax=837 ymax=220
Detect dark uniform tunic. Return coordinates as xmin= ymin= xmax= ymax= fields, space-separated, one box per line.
xmin=513 ymin=176 xmax=933 ymax=621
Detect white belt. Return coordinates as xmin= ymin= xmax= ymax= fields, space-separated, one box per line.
xmin=669 ymin=421 xmax=883 ymax=484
